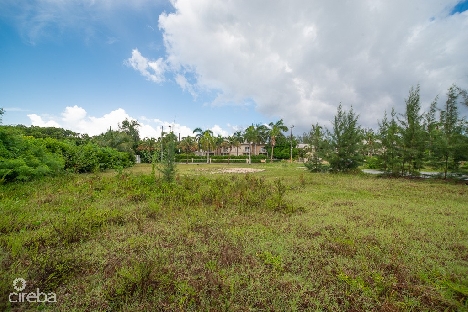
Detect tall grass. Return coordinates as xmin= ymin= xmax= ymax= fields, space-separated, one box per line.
xmin=1 ymin=164 xmax=467 ymax=311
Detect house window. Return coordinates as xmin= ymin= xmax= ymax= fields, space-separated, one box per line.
xmin=244 ymin=147 xmax=250 ymax=152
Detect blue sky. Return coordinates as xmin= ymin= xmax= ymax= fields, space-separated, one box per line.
xmin=1 ymin=0 xmax=467 ymax=138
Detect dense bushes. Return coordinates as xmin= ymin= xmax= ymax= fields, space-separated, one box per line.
xmin=0 ymin=127 xmax=133 ymax=182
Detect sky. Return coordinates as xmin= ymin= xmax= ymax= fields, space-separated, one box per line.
xmin=1 ymin=0 xmax=467 ymax=139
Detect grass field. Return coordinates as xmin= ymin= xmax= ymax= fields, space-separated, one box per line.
xmin=1 ymin=163 xmax=467 ymax=311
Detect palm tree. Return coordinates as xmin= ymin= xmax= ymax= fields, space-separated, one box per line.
xmin=178 ymin=136 xmax=198 ymax=164
xmin=232 ymin=131 xmax=243 ymax=156
xmin=193 ymin=128 xmax=214 ymax=163
xmin=245 ymin=124 xmax=268 ymax=156
xmin=221 ymin=137 xmax=233 ymax=164
xmin=244 ymin=125 xmax=256 ymax=163
xmin=214 ymin=135 xmax=225 ymax=155
xmin=253 ymin=124 xmax=269 ymax=155
xmin=268 ymin=119 xmax=288 ymax=161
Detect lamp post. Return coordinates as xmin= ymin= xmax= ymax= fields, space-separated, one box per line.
xmin=290 ymin=125 xmax=294 ymax=163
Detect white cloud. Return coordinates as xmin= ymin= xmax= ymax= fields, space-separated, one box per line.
xmin=29 ymin=107 xmax=131 ymax=136
xmin=125 ymin=49 xmax=166 ymax=83
xmin=150 ymin=119 xmax=194 ymax=138
xmin=27 ymin=114 xmax=62 ymax=127
xmin=26 ymin=106 xmax=222 ymax=139
xmin=210 ymin=125 xmax=229 ymax=137
xmin=158 ymin=0 xmax=468 ymax=130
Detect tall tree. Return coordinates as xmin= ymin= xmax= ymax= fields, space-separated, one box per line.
xmin=193 ymin=128 xmax=214 ymax=163
xmin=243 ymin=125 xmax=256 ymax=161
xmin=251 ymin=124 xmax=268 ymax=155
xmin=224 ymin=136 xmax=235 ymax=164
xmin=398 ymin=85 xmax=425 ymax=174
xmin=423 ymin=96 xmax=440 ymax=169
xmin=94 ymin=127 xmax=134 ymax=155
xmin=329 ymin=104 xmax=363 ymax=172
xmin=378 ymin=109 xmax=401 ymax=173
xmin=268 ymin=119 xmax=288 ymax=161
xmin=437 ymin=85 xmax=467 ymax=178
xmin=119 ymin=118 xmax=141 ymax=152
xmin=232 ymin=131 xmax=243 ymax=156
xmin=214 ymin=135 xmax=225 ymax=155
xmin=158 ymin=133 xmax=177 ymax=182
xmin=304 ymin=123 xmax=329 ymax=172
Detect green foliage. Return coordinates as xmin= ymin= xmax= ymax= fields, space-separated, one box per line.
xmin=193 ymin=127 xmax=214 ymax=163
xmin=328 ymin=104 xmax=363 ymax=172
xmin=93 ymin=127 xmax=134 ymax=155
xmin=0 ymin=128 xmax=64 ymax=181
xmin=398 ymin=84 xmax=425 ymax=174
xmin=377 ymin=109 xmax=402 ymax=174
xmin=362 ymin=156 xmax=381 ymax=169
xmin=119 ymin=118 xmax=141 ymax=153
xmin=137 ymin=137 xmax=159 ymax=163
xmin=158 ymin=134 xmax=177 ymax=182
xmin=0 ymin=126 xmax=134 ymax=182
xmin=303 ymin=123 xmax=330 ymax=172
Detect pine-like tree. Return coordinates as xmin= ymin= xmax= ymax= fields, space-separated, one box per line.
xmin=398 ymin=85 xmax=425 ymax=175
xmin=436 ymin=85 xmax=467 ymax=178
xmin=304 ymin=123 xmax=329 ymax=172
xmin=329 ymin=104 xmax=363 ymax=172
xmin=378 ymin=109 xmax=401 ymax=174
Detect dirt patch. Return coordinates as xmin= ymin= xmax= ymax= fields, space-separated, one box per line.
xmin=212 ymin=167 xmax=265 ymax=174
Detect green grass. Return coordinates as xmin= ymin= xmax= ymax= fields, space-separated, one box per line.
xmin=1 ymin=163 xmax=467 ymax=311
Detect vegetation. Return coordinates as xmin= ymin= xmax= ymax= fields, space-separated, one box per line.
xmin=1 ymin=163 xmax=467 ymax=311
xmin=301 ymin=84 xmax=468 ymax=177
xmin=157 ymin=133 xmax=177 ymax=182
xmin=0 ymin=126 xmax=133 ymax=182
xmin=268 ymin=119 xmax=289 ymax=161
xmin=328 ymin=104 xmax=363 ymax=172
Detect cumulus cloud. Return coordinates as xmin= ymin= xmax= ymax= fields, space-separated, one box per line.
xmin=158 ymin=0 xmax=468 ymax=130
xmin=27 ymin=114 xmax=62 ymax=128
xmin=26 ymin=106 xmax=228 ymax=139
xmin=210 ymin=125 xmax=229 ymax=137
xmin=28 ymin=107 xmax=131 ymax=136
xmin=125 ymin=49 xmax=166 ymax=83
xmin=151 ymin=119 xmax=194 ymax=138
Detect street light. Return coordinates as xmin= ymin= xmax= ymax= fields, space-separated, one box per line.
xmin=290 ymin=125 xmax=294 ymax=163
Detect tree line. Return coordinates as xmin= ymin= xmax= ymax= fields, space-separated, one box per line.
xmin=1 ymin=83 xmax=467 ymax=182
xmin=300 ymin=84 xmax=468 ymax=177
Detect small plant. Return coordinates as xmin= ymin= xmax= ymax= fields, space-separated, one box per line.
xmin=158 ymin=135 xmax=177 ymax=182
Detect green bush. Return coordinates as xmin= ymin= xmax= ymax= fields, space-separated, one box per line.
xmin=363 ymin=156 xmax=381 ymax=169
xmin=0 ymin=126 xmax=134 ymax=182
xmin=0 ymin=130 xmax=66 ymax=182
